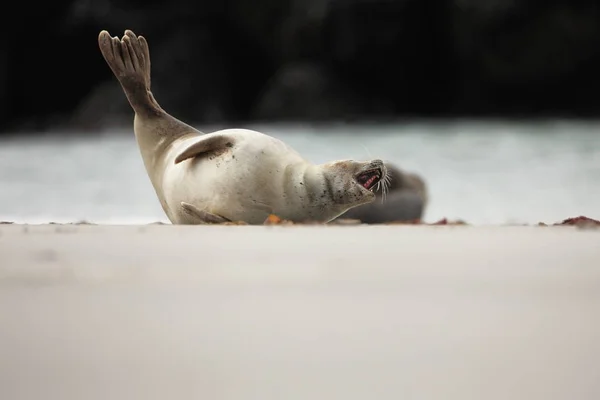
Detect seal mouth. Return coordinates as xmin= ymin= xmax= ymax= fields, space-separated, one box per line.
xmin=355 ymin=168 xmax=382 ymax=191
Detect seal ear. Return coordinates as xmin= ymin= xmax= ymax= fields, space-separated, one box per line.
xmin=174 ymin=135 xmax=236 ymax=164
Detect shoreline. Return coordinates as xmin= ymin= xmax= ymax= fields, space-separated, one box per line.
xmin=1 ymin=214 xmax=599 ymax=228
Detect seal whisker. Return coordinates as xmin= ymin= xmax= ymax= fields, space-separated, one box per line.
xmin=373 ymin=180 xmax=381 ymax=205
xmin=359 ymin=143 xmax=373 ymax=159
xmin=380 ymin=167 xmax=391 ymax=204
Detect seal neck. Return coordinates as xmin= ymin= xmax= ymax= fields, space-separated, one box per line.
xmin=301 ymin=164 xmax=345 ymax=210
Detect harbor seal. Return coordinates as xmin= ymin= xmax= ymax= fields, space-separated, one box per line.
xmin=338 ymin=163 xmax=428 ymax=223
xmin=97 ymin=29 xmax=387 ymax=225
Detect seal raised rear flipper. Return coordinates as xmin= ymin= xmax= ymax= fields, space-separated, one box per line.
xmin=98 ymin=29 xmax=201 ymax=141
xmin=174 ymin=135 xmax=236 ymax=164
xmin=98 ymin=30 xmax=160 ymax=117
xmin=180 ymin=202 xmax=231 ymax=224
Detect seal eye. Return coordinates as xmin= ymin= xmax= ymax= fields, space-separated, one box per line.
xmin=355 ymin=168 xmax=382 ymax=191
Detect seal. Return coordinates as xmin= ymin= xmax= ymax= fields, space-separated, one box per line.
xmin=97 ymin=29 xmax=387 ymax=225
xmin=338 ymin=163 xmax=428 ymax=224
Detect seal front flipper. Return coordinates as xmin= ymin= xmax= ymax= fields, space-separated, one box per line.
xmin=174 ymin=135 xmax=236 ymax=164
xmin=180 ymin=202 xmax=231 ymax=224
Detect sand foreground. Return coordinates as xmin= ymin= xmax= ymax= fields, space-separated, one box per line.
xmin=0 ymin=224 xmax=599 ymax=400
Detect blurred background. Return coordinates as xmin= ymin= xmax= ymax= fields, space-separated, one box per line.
xmin=0 ymin=0 xmax=599 ymax=224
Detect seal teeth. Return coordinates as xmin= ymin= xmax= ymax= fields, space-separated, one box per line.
xmin=356 ymin=168 xmax=382 ymax=190
xmin=363 ymin=174 xmax=379 ymax=190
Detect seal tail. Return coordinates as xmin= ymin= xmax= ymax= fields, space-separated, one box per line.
xmin=98 ymin=30 xmax=162 ymax=117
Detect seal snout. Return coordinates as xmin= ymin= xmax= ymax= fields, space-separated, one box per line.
xmin=355 ymin=160 xmax=385 ymax=192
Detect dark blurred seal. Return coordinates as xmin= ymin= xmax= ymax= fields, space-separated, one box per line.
xmin=337 ymin=163 xmax=428 ymax=224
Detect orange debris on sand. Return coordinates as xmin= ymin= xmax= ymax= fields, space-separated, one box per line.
xmin=263 ymin=214 xmax=295 ymax=226
xmin=264 ymin=214 xmax=281 ymax=225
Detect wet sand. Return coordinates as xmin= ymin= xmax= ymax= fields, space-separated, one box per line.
xmin=0 ymin=224 xmax=599 ymax=400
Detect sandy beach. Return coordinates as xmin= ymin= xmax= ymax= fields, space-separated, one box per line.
xmin=1 ymin=223 xmax=599 ymax=400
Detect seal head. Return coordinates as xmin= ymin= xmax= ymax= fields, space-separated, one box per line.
xmin=321 ymin=159 xmax=386 ymax=207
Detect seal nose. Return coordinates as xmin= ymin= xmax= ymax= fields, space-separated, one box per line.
xmin=370 ymin=159 xmax=387 ymax=178
xmin=370 ymin=159 xmax=384 ymax=169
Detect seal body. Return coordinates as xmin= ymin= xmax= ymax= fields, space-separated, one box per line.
xmin=98 ymin=30 xmax=387 ymax=224
xmin=161 ymin=128 xmax=378 ymax=224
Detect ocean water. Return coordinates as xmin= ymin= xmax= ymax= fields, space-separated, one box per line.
xmin=0 ymin=119 xmax=599 ymax=225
